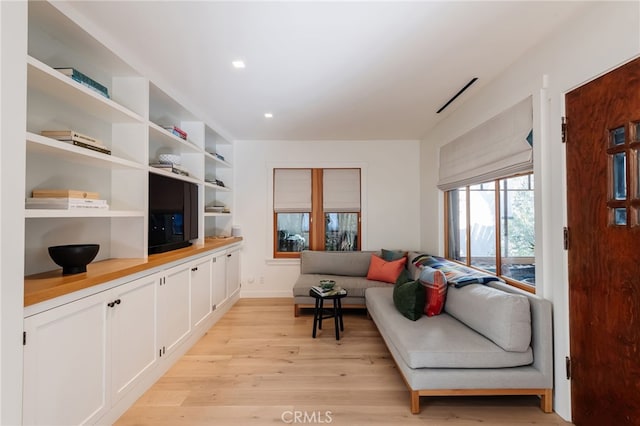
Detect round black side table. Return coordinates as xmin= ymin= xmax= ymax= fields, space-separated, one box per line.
xmin=309 ymin=289 xmax=347 ymax=340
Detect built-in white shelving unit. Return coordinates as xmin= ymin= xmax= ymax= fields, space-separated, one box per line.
xmin=24 ymin=1 xmax=234 ymax=275
xmin=15 ymin=3 xmax=241 ymax=425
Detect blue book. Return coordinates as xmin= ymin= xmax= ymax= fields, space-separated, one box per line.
xmin=55 ymin=67 xmax=110 ymax=99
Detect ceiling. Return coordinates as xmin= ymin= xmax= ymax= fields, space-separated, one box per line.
xmin=66 ymin=1 xmax=590 ymax=141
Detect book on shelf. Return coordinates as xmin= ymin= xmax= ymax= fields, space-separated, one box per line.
xmin=71 ymin=140 xmax=111 ymax=155
xmin=26 ymin=197 xmax=109 ymax=210
xmin=54 ymin=68 xmax=110 ymax=99
xmin=41 ymin=130 xmax=111 ymax=155
xmin=161 ymin=125 xmax=187 ymax=140
xmin=41 ymin=130 xmax=103 ymax=145
xmin=207 ymin=152 xmax=225 ymax=161
xmin=149 ymin=163 xmax=190 ymax=176
xmin=311 ymin=285 xmax=346 ymax=297
xmin=32 ymin=189 xmax=99 ymax=199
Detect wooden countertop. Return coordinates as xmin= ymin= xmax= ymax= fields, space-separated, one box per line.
xmin=24 ymin=237 xmax=242 ymax=307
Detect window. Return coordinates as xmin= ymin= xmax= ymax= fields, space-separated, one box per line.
xmin=446 ymin=173 xmax=535 ymax=288
xmin=274 ymin=168 xmax=361 ymax=258
xmin=607 ymin=123 xmax=640 ymax=226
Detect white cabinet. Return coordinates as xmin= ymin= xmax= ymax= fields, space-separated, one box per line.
xmin=226 ymin=248 xmax=241 ymax=297
xmin=22 ymin=245 xmax=240 ymax=425
xmin=23 ymin=291 xmax=109 ymax=426
xmin=212 ymin=250 xmax=228 ymax=309
xmin=190 ymin=256 xmax=213 ymax=327
xmin=157 ymin=266 xmax=191 ymax=356
xmin=23 ymin=274 xmax=159 ymax=425
xmin=211 ymin=247 xmax=240 ymax=309
xmin=110 ymin=275 xmax=157 ymax=403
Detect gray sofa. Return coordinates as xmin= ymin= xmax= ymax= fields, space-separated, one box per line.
xmin=366 ymin=281 xmax=553 ymax=414
xmin=292 ymin=250 xmax=554 ymax=414
xmin=292 ymin=250 xmax=388 ymax=316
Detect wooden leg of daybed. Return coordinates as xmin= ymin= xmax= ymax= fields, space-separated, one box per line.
xmin=540 ymin=389 xmax=553 ymax=413
xmin=410 ymin=390 xmax=420 ymax=414
xmin=294 ymin=304 xmax=300 ymax=317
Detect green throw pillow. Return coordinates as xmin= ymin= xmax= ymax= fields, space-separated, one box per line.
xmin=392 ymin=280 xmax=425 ymax=321
xmin=381 ymin=248 xmax=411 ymax=285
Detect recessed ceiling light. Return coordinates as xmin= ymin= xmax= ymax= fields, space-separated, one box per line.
xmin=232 ymin=60 xmax=245 ymax=69
xmin=264 ymin=113 xmax=273 ymax=118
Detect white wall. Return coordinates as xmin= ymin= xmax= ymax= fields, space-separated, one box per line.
xmin=420 ymin=1 xmax=640 ymax=421
xmin=0 ymin=1 xmax=27 ymax=423
xmin=234 ymin=139 xmax=421 ymax=297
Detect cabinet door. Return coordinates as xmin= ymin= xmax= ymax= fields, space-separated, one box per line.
xmin=23 ymin=291 xmax=109 ymax=426
xmin=212 ymin=251 xmax=227 ymax=308
xmin=226 ymin=249 xmax=240 ymax=296
xmin=158 ymin=266 xmax=191 ymax=356
xmin=190 ymin=257 xmax=212 ymax=327
xmin=110 ymin=275 xmax=157 ymax=403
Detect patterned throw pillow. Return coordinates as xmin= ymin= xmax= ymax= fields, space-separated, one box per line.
xmin=418 ymin=266 xmax=448 ymax=316
xmin=366 ymin=254 xmax=407 ymax=284
xmin=392 ymin=280 xmax=425 ymax=321
xmin=412 ymin=254 xmax=500 ymax=288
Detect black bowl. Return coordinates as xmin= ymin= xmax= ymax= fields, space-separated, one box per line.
xmin=48 ymin=244 xmax=100 ymax=275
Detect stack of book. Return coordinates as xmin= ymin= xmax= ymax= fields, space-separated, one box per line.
xmin=26 ymin=190 xmax=109 ymax=210
xmin=55 ymin=68 xmax=110 ymax=99
xmin=162 ymin=125 xmax=187 ymax=140
xmin=311 ymin=285 xmax=346 ymax=297
xmin=149 ymin=163 xmax=189 ymax=176
xmin=41 ymin=130 xmax=111 ymax=155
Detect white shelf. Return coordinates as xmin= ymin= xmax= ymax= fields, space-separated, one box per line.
xmin=148 ymin=166 xmax=202 ymax=185
xmin=25 ymin=209 xmax=145 ymax=219
xmin=204 ymin=212 xmax=232 ymax=218
xmin=205 ymin=125 xmax=231 ymax=145
xmin=148 ymin=122 xmax=202 ymax=155
xmin=22 ymin=1 xmax=234 ymax=275
xmin=204 ymin=181 xmax=231 ymax=192
xmin=27 ymin=132 xmax=145 ymax=171
xmin=27 ymin=56 xmax=144 ymax=124
xmin=204 ymin=151 xmax=232 ymax=168
xmin=149 ymin=83 xmax=197 ymax=124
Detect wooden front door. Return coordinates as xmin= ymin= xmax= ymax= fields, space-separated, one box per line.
xmin=565 ymin=57 xmax=640 ymax=425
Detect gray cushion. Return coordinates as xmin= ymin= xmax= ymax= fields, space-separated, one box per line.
xmin=300 ymin=250 xmax=378 ymax=276
xmin=445 ymin=284 xmax=531 ymax=352
xmin=366 ymin=287 xmax=533 ymax=368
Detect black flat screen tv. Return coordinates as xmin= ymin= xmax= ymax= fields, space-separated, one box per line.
xmin=148 ymin=173 xmax=198 ymax=254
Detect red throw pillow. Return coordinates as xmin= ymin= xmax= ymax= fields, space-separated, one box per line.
xmin=366 ymin=254 xmax=407 ymax=284
xmin=418 ymin=266 xmax=448 ymax=316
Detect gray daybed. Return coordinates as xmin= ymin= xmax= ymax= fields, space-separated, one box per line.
xmin=366 ymin=281 xmax=553 ymax=414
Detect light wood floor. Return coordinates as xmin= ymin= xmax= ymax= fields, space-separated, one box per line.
xmin=116 ymin=298 xmax=573 ymax=426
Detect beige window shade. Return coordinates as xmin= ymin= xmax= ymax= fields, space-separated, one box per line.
xmin=438 ymin=96 xmax=533 ymax=191
xmin=274 ymin=169 xmax=312 ymax=212
xmin=323 ymin=169 xmax=361 ymax=212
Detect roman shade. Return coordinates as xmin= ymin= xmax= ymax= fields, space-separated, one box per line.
xmin=323 ymin=168 xmax=361 ymax=212
xmin=274 ymin=168 xmax=311 ymax=212
xmin=437 ymin=96 xmax=533 ymax=191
